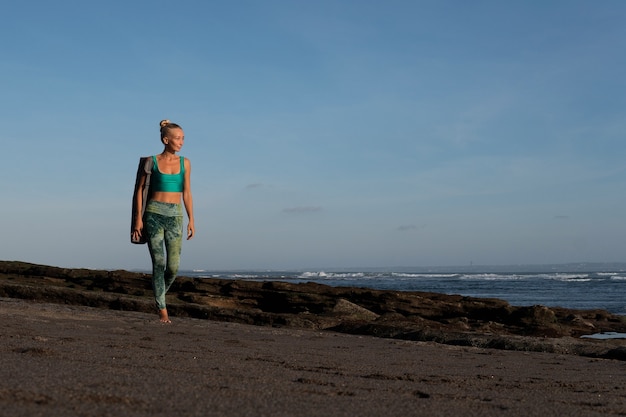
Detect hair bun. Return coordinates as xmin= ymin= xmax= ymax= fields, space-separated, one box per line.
xmin=159 ymin=119 xmax=171 ymax=128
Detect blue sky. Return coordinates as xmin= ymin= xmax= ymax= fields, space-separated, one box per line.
xmin=2 ymin=0 xmax=626 ymax=270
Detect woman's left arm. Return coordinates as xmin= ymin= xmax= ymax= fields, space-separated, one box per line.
xmin=183 ymin=158 xmax=195 ymax=240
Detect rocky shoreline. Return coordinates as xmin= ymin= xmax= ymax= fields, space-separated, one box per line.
xmin=2 ymin=260 xmax=626 ymax=360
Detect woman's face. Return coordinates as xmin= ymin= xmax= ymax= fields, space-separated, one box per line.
xmin=164 ymin=128 xmax=185 ymax=152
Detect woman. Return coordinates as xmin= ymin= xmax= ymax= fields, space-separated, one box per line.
xmin=132 ymin=120 xmax=195 ymax=323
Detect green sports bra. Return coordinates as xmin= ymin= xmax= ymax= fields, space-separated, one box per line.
xmin=151 ymin=156 xmax=184 ymax=192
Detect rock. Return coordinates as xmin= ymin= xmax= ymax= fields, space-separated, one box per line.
xmin=331 ymin=298 xmax=380 ymax=321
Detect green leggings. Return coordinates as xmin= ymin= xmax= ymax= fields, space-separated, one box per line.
xmin=144 ymin=201 xmax=183 ymax=311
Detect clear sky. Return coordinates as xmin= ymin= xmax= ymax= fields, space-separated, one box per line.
xmin=2 ymin=0 xmax=626 ymax=271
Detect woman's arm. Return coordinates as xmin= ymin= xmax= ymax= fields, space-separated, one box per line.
xmin=131 ymin=166 xmax=148 ymax=242
xmin=183 ymin=158 xmax=195 ymax=240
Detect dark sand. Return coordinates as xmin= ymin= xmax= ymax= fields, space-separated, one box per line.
xmin=2 ymin=297 xmax=626 ymax=417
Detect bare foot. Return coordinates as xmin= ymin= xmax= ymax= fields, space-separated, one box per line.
xmin=158 ymin=308 xmax=171 ymax=324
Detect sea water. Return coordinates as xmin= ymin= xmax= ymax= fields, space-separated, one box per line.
xmin=183 ymin=267 xmax=626 ymax=315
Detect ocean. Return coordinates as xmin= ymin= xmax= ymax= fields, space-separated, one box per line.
xmin=183 ymin=266 xmax=626 ymax=315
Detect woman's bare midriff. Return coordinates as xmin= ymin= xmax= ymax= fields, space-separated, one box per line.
xmin=151 ymin=191 xmax=182 ymax=204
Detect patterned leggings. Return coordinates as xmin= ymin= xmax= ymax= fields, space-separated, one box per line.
xmin=144 ymin=201 xmax=183 ymax=311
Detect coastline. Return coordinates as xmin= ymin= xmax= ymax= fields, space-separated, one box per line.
xmin=3 ymin=261 xmax=626 ymax=357
xmin=2 ymin=260 xmax=626 ymax=359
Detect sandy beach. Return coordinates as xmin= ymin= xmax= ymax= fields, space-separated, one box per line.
xmin=2 ymin=297 xmax=626 ymax=417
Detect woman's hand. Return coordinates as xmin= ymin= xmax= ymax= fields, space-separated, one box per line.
xmin=187 ymin=221 xmax=194 ymax=240
xmin=132 ymin=219 xmax=144 ymax=242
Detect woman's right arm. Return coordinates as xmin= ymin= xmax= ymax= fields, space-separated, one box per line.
xmin=133 ymin=172 xmax=148 ymax=231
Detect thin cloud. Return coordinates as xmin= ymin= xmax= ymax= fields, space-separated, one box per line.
xmin=246 ymin=183 xmax=264 ymax=189
xmin=554 ymin=215 xmax=570 ymax=220
xmin=282 ymin=206 xmax=323 ymax=214
xmin=397 ymin=224 xmax=418 ymax=231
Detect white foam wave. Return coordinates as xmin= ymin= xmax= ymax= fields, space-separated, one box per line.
xmin=391 ymin=273 xmax=458 ymax=278
xmin=544 ymin=273 xmax=591 ymax=282
xmin=459 ymin=274 xmax=527 ymax=281
xmin=297 ymin=272 xmax=366 ymax=279
xmin=229 ymin=274 xmax=258 ymax=279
